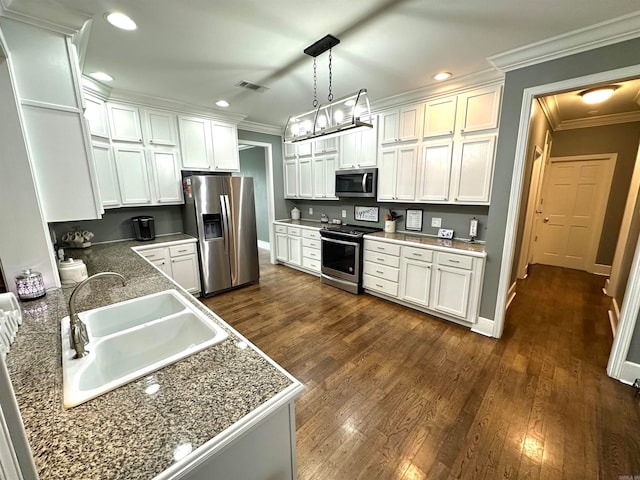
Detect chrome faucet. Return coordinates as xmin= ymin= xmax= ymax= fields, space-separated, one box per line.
xmin=68 ymin=272 xmax=126 ymax=359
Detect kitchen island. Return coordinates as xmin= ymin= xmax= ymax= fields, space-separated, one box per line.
xmin=4 ymin=234 xmax=304 ymax=479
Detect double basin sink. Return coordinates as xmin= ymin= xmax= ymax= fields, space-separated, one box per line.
xmin=61 ymin=289 xmax=228 ymax=408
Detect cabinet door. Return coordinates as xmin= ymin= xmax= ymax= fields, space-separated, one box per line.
xmin=284 ymin=159 xmax=298 ymax=198
xmin=418 ymin=141 xmax=453 ymax=202
xmin=284 ymin=142 xmax=297 ymax=158
xmin=379 ymin=110 xmax=399 ymax=144
xmin=91 ymin=142 xmax=121 ymax=207
xmin=312 ymin=156 xmax=326 ymax=198
xmin=211 ymin=122 xmax=240 ymax=171
xmin=378 ymin=148 xmax=398 ymax=201
xmin=423 ymin=96 xmax=457 ymax=138
xmin=107 ymin=103 xmax=143 ymax=142
xmin=358 ymin=118 xmax=378 ymax=167
xmin=432 ymin=265 xmax=471 ymax=319
xmin=395 ymin=146 xmax=417 ymax=201
xmin=400 ymin=258 xmax=431 ymax=307
xmin=288 ymin=236 xmax=302 ymax=266
xmin=178 ymin=116 xmax=212 ymax=170
xmin=146 ymin=110 xmax=177 ymax=146
xmin=84 ymin=95 xmax=109 ymax=138
xmin=151 ymin=257 xmax=173 ymax=277
xmin=398 ymin=104 xmax=420 ymax=141
xmin=324 ymin=155 xmax=337 ymax=198
xmin=297 ymin=141 xmax=312 ymax=157
xmin=340 ymin=133 xmax=358 ymax=169
xmin=298 ymin=157 xmax=313 ymax=198
xmin=458 ymin=85 xmax=501 ymax=134
xmin=315 ymin=136 xmax=337 ymax=154
xmin=113 ymin=145 xmax=151 ymax=205
xmin=149 ymin=149 xmax=182 ymax=203
xmin=451 ymin=135 xmax=495 ymax=204
xmin=276 ymin=233 xmax=288 ymax=261
xmin=171 ymin=255 xmax=201 ymax=294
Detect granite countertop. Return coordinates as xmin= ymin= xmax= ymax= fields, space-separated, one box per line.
xmin=365 ymin=231 xmax=487 ymax=256
xmin=5 ymin=234 xmax=302 ymax=479
xmin=274 ymin=218 xmax=328 ymax=229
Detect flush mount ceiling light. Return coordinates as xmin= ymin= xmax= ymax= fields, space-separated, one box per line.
xmin=216 ymin=100 xmax=230 ymax=108
xmin=105 ymin=12 xmax=137 ymax=30
xmin=284 ymin=34 xmax=372 ymax=144
xmin=580 ymin=87 xmax=616 ymax=104
xmin=88 ymin=71 xmax=113 ymax=82
xmin=433 ymin=72 xmax=452 ymax=81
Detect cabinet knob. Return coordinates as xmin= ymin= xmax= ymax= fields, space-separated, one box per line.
xmin=448 ymin=130 xmax=453 ymax=135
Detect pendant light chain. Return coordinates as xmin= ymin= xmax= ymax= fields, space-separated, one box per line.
xmin=312 ymin=57 xmax=318 ymax=108
xmin=327 ymin=48 xmax=333 ymax=102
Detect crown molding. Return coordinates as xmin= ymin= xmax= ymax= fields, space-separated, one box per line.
xmin=370 ymin=68 xmax=504 ymax=113
xmin=238 ymin=120 xmax=283 ymax=137
xmin=488 ymin=11 xmax=640 ymax=73
xmin=81 ymin=76 xmax=111 ymax=101
xmin=0 ymin=0 xmax=90 ymax=35
xmin=538 ymin=96 xmax=560 ymax=130
xmin=554 ymin=111 xmax=640 ymax=131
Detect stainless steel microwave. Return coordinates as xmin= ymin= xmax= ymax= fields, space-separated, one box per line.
xmin=335 ymin=168 xmax=377 ymax=198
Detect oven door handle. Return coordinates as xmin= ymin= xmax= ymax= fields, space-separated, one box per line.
xmin=321 ymin=237 xmax=359 ymax=247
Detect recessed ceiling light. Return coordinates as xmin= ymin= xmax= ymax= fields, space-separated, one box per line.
xmin=105 ymin=12 xmax=137 ymax=31
xmin=216 ymin=100 xmax=230 ymax=108
xmin=88 ymin=71 xmax=113 ymax=82
xmin=580 ymin=87 xmax=616 ymax=104
xmin=434 ymin=72 xmax=452 ymax=81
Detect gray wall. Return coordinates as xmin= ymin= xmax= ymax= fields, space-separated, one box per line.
xmin=482 ymin=37 xmax=640 ymax=326
xmin=551 ymin=122 xmax=640 ymax=265
xmin=50 ymin=205 xmax=184 ymax=244
xmin=288 ymin=198 xmax=488 ymax=240
xmin=237 ymin=146 xmax=269 ymax=243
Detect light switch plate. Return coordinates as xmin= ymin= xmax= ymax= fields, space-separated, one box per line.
xmin=342 ymin=210 xmax=347 ymax=218
xmin=309 ymin=207 xmax=313 ymax=215
xmin=437 ymin=228 xmax=454 ymax=239
xmin=431 ymin=217 xmax=442 ymax=228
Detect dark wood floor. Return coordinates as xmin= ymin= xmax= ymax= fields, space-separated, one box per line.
xmin=201 ymin=254 xmax=640 ymax=480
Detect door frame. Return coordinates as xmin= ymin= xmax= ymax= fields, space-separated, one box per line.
xmin=236 ymin=140 xmax=277 ymax=264
xmin=531 ymin=153 xmax=616 ymax=273
xmin=494 ymin=64 xmax=640 ymax=383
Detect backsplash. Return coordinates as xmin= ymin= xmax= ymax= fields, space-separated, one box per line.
xmin=286 ymin=199 xmax=489 ymax=241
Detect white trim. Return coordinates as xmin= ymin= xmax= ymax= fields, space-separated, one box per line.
xmin=257 ymin=240 xmax=270 ymax=251
xmin=0 ymin=1 xmax=87 ymax=35
xmin=603 ymin=278 xmax=611 ymax=296
xmin=609 ymin=297 xmax=621 ymax=335
xmin=488 ymin=11 xmax=640 ymax=72
xmin=555 ymin=111 xmax=640 ymax=131
xmin=506 ymin=282 xmax=517 ymax=310
xmin=19 ymin=99 xmax=80 ymax=114
xmin=494 ymin=64 xmax=640 ymax=342
xmin=471 ymin=316 xmax=496 ymax=337
xmin=81 ymin=76 xmax=112 ymax=101
xmin=238 ymin=120 xmax=283 ymax=136
xmin=618 ymin=360 xmax=640 ymax=385
xmin=590 ymin=264 xmax=612 ymax=276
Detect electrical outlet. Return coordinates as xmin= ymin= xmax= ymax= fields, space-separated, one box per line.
xmin=342 ymin=210 xmax=347 ymax=218
xmin=431 ymin=217 xmax=442 ymax=228
xmin=309 ymin=207 xmax=313 ymax=215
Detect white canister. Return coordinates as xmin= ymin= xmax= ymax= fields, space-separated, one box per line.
xmin=384 ymin=220 xmax=396 ymax=233
xmin=58 ymin=258 xmax=89 ymax=286
xmin=291 ymin=207 xmax=301 ymax=220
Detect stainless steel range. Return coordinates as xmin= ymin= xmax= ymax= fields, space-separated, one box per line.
xmin=320 ymin=224 xmax=382 ymax=294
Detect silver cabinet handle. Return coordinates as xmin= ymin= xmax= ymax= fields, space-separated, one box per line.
xmin=377 ymin=258 xmax=385 ymax=262
xmin=412 ymin=253 xmax=422 ymax=257
xmin=448 ymin=259 xmax=460 ymax=263
xmin=146 ymin=254 xmax=156 ymax=258
xmin=377 ymin=246 xmax=385 ymax=250
xmin=376 ymin=284 xmax=384 ymax=288
xmin=178 ymin=249 xmax=188 ymax=253
xmin=376 ymin=270 xmax=384 ymax=274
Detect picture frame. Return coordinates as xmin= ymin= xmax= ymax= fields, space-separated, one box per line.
xmin=405 ymin=209 xmax=423 ymax=231
xmin=354 ymin=206 xmax=379 ymax=222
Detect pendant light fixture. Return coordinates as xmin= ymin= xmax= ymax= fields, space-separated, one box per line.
xmin=284 ymin=34 xmax=373 ymax=144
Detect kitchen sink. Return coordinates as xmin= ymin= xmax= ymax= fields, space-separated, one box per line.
xmin=61 ymin=289 xmax=228 ymax=408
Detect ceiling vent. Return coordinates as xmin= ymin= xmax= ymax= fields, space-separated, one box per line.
xmin=235 ymin=80 xmax=268 ymax=93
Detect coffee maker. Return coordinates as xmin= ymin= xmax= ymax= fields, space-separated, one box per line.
xmin=132 ymin=216 xmax=155 ymax=241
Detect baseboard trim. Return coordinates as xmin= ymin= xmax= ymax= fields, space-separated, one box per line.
xmin=618 ymin=360 xmax=640 ymax=385
xmin=257 ymin=240 xmax=270 ymax=250
xmin=590 ymin=263 xmax=612 ymax=276
xmin=609 ymin=298 xmax=621 ymax=336
xmin=506 ymin=282 xmax=517 ymax=310
xmin=603 ymin=278 xmax=611 ymax=296
xmin=471 ymin=316 xmax=496 ymax=338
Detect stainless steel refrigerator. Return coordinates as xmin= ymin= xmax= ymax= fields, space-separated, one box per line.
xmin=183 ymin=175 xmax=259 ymax=296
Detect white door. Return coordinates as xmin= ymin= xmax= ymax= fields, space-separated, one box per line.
xmin=146 ymin=110 xmax=177 ymax=146
xmin=457 ymin=85 xmax=501 ymax=134
xmin=533 ymin=157 xmax=614 ymax=270
xmin=324 ymin=155 xmax=337 ymax=198
xmin=284 ymin=160 xmax=298 ymax=198
xmin=379 ymin=109 xmax=399 ymax=144
xmin=378 ymin=148 xmax=398 ymax=200
xmin=395 ymin=145 xmax=417 ymax=201
xmin=340 ymin=134 xmax=358 ymax=169
xmin=400 ymin=259 xmax=431 ymax=307
xmin=418 ymin=141 xmax=453 ymax=202
xmin=92 ymin=142 xmax=121 ymax=207
xmin=298 ymin=157 xmax=313 ymax=198
xmin=432 ymin=266 xmax=471 ymax=319
xmin=276 ymin=233 xmax=288 ymax=261
xmin=359 ymin=118 xmax=378 ymax=167
xmin=423 ymin=95 xmax=456 ymax=138
xmin=149 ymin=149 xmax=182 ymax=203
xmin=288 ymin=236 xmax=302 ymax=266
xmin=398 ymin=104 xmax=420 ymax=141
xmin=312 ymin=156 xmax=326 ymax=198
xmin=178 ymin=116 xmax=212 ymax=170
xmin=211 ymin=122 xmax=239 ymax=171
xmin=451 ymin=134 xmax=495 ymax=203
xmin=107 ymin=103 xmax=143 ymax=142
xmin=151 ymin=257 xmax=172 ymax=277
xmin=113 ymin=145 xmax=151 ymax=205
xmin=171 ymin=255 xmax=200 ymax=293
xmin=84 ymin=95 xmax=110 ymax=138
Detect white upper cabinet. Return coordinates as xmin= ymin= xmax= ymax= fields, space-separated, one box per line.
xmin=314 ymin=136 xmax=337 ymax=154
xmin=284 ymin=159 xmax=298 ymax=198
xmin=178 ymin=115 xmax=213 ymax=170
xmin=84 ymin=95 xmax=110 ymax=139
xmin=297 ymin=141 xmax=312 ymax=157
xmin=423 ymin=96 xmax=457 ymax=138
xmin=149 ymin=149 xmax=183 ymax=203
xmin=145 ymin=109 xmax=177 ymax=146
xmin=418 ymin=141 xmax=453 ymax=202
xmin=298 ymin=157 xmax=313 ymax=198
xmin=339 ymin=118 xmax=377 ymax=169
xmin=379 ymin=104 xmax=421 ymax=144
xmin=107 ymin=103 xmax=143 ymax=143
xmin=284 ymin=142 xmax=297 ymax=158
xmin=211 ymin=122 xmax=239 ymax=171
xmin=113 ymin=145 xmax=151 ymax=205
xmin=91 ymin=141 xmax=120 ymax=208
xmin=378 ymin=145 xmax=417 ymax=201
xmin=312 ymin=154 xmax=337 ymax=199
xmin=450 ymin=134 xmax=495 ymax=204
xmin=457 ymin=85 xmax=501 ymax=134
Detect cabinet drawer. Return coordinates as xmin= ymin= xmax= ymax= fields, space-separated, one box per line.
xmin=437 ymin=252 xmax=473 ymax=270
xmin=363 ymin=250 xmax=401 ymax=268
xmin=302 ymin=229 xmax=321 ymax=240
xmin=365 ymin=240 xmax=401 ymax=256
xmin=402 ymin=246 xmax=433 ymax=262
xmin=302 ymin=257 xmax=321 ymax=272
xmin=302 ymin=238 xmax=321 ymax=249
xmin=139 ymin=247 xmax=166 ymax=260
xmin=169 ymin=243 xmax=196 ymax=257
xmin=363 ymin=274 xmax=399 ymax=297
xmin=303 ymin=247 xmax=321 ymax=261
xmin=363 ymin=261 xmax=399 ymax=283
xmin=288 ymin=227 xmax=301 ymax=236
xmin=275 ymin=224 xmax=287 ymax=234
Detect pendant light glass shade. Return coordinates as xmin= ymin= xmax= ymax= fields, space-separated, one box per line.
xmin=284 ymin=89 xmax=373 ymax=144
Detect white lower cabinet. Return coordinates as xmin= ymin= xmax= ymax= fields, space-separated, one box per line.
xmin=274 ymin=223 xmax=321 ymax=275
xmin=363 ymin=240 xmax=400 ymax=297
xmin=399 ymin=246 xmax=434 ymax=307
xmin=136 ymin=241 xmax=201 ymax=295
xmin=432 ymin=265 xmax=471 ymax=319
xmin=288 ymin=234 xmax=302 ymax=266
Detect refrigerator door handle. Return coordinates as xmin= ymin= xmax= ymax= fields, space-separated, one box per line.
xmin=220 ymin=194 xmax=230 ymax=254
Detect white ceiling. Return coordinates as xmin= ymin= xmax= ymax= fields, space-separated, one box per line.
xmin=9 ymin=0 xmax=640 ymax=126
